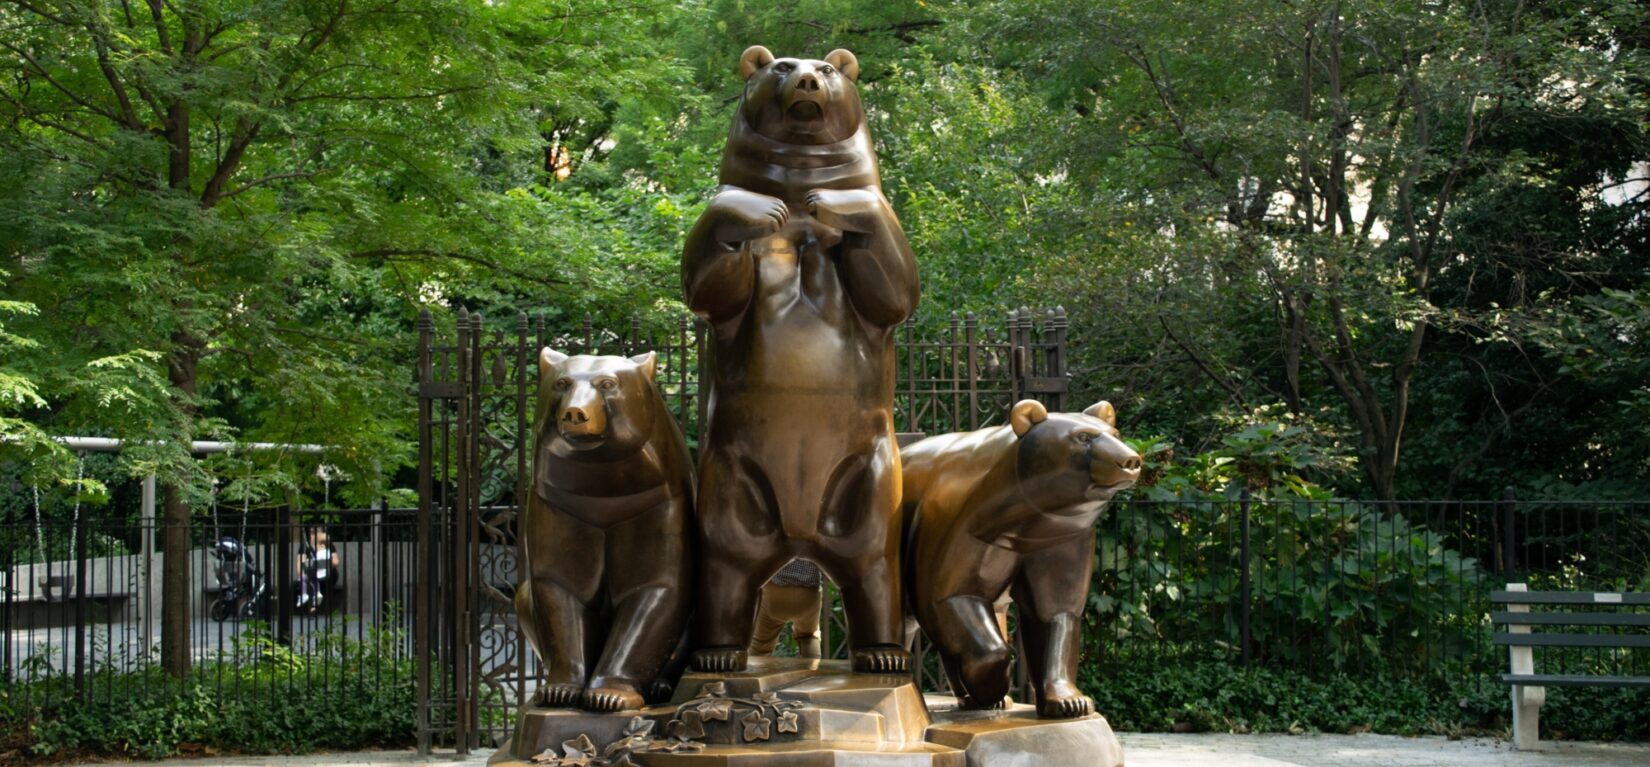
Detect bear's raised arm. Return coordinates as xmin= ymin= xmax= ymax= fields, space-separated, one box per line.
xmin=683 ymin=186 xmax=789 ymax=322
xmin=807 ymin=186 xmax=919 ymax=328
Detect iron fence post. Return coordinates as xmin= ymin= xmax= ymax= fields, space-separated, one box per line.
xmin=515 ymin=311 xmax=533 ymax=715
xmin=414 ymin=309 xmax=434 ymax=755
xmin=1502 ymin=486 xmax=1517 ymax=583
xmin=73 ymin=512 xmax=88 ymax=698
xmin=1240 ymin=489 xmax=1252 ymax=666
xmin=277 ymin=504 xmax=293 ymax=647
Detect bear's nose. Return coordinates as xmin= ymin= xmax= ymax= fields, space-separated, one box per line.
xmin=796 ymin=73 xmax=820 ymax=92
xmin=1096 ymin=440 xmax=1143 ymax=472
xmin=561 ymin=406 xmax=589 ymax=425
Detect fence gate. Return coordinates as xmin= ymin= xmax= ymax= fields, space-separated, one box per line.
xmin=415 ymin=307 xmax=1068 ymax=753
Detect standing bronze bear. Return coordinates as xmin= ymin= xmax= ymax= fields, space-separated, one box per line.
xmin=683 ymin=45 xmax=920 ymax=674
xmin=902 ymin=400 xmax=1141 ymax=717
xmin=516 ymin=350 xmax=695 ymax=712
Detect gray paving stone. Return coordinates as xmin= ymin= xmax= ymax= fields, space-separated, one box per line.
xmin=1119 ymin=732 xmax=1650 ymax=767
xmin=61 ymin=733 xmax=1650 ymax=767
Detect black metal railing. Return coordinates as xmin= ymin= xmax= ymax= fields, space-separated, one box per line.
xmin=0 ymin=508 xmax=419 ymax=714
xmin=1078 ymin=493 xmax=1650 ymax=682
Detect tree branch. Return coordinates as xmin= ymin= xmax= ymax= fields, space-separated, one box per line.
xmin=0 ymin=39 xmax=126 ymax=124
xmin=1160 ymin=316 xmax=1250 ymax=411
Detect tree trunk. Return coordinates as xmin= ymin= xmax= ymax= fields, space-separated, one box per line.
xmin=160 ymin=329 xmax=200 ymax=677
xmin=159 ymin=482 xmax=192 ymax=677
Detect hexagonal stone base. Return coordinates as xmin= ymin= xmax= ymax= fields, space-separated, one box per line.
xmin=924 ymin=696 xmax=1125 ymax=767
xmin=490 ymin=660 xmax=1123 ymax=766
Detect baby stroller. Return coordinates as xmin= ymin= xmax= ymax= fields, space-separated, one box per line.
xmin=209 ymin=536 xmax=268 ymax=621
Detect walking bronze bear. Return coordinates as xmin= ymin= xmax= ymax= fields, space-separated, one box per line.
xmin=516 ymin=349 xmax=694 ymax=712
xmin=902 ymin=399 xmax=1141 ymax=717
xmin=683 ymin=45 xmax=920 ymax=675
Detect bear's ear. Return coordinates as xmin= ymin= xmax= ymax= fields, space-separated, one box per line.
xmin=740 ymin=45 xmax=775 ymax=81
xmin=629 ymin=351 xmax=658 ymax=382
xmin=1009 ymin=399 xmax=1049 ymax=438
xmin=1084 ymin=401 xmax=1118 ymax=427
xmin=824 ymin=49 xmax=860 ymax=82
xmin=539 ymin=347 xmax=568 ymax=379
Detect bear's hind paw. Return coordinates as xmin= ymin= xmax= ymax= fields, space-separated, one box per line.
xmin=533 ymin=683 xmax=583 ymax=708
xmin=583 ymin=686 xmax=645 ymax=713
xmin=691 ymin=647 xmax=748 ymax=672
xmin=851 ymin=646 xmax=911 ymax=674
xmin=1036 ymin=694 xmax=1093 ymax=719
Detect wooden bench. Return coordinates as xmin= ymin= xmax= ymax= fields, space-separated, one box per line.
xmin=1490 ymin=583 xmax=1650 ymax=750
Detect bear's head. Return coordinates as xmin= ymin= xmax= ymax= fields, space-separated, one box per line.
xmin=1010 ymin=399 xmax=1143 ymax=509
xmin=536 ymin=349 xmax=659 ymax=455
xmin=736 ymin=45 xmax=864 ymax=146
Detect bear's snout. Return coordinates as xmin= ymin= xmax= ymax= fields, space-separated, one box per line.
xmin=1090 ymin=438 xmax=1142 ymax=490
xmin=795 ymin=72 xmax=820 ymax=93
xmin=557 ymin=386 xmax=608 ymax=444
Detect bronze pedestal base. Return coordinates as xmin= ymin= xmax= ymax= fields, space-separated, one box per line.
xmin=491 ymin=658 xmax=1124 ymax=766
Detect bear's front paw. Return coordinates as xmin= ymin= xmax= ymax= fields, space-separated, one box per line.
xmin=805 ymin=188 xmax=880 ymax=234
xmin=708 ymin=189 xmax=789 ymax=243
xmin=533 ymin=682 xmax=583 ymax=708
xmin=582 ymin=685 xmax=645 ymax=712
xmin=691 ymin=647 xmax=748 ymax=672
xmin=851 ymin=645 xmax=911 ymax=674
xmin=1036 ymin=681 xmax=1093 ymax=719
xmin=958 ymin=692 xmax=1010 ymax=710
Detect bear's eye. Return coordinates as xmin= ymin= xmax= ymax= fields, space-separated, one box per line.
xmin=554 ymin=378 xmax=571 ymax=390
xmin=596 ymin=378 xmax=618 ymax=391
xmin=773 ymin=61 xmax=794 ymax=73
xmin=1074 ymin=431 xmax=1097 ymax=444
xmin=820 ymin=65 xmax=835 ymax=76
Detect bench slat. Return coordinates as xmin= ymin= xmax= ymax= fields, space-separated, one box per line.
xmin=1500 ymin=673 xmax=1650 ymax=688
xmin=1492 ymin=611 xmax=1650 ymax=627
xmin=1493 ymin=631 xmax=1650 ymax=649
xmin=1491 ymin=590 xmax=1650 ymax=606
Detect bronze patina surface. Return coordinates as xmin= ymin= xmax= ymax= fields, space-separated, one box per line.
xmin=683 ymin=45 xmax=919 ymax=676
xmin=517 ymin=350 xmax=696 ymax=712
xmin=491 ymin=658 xmax=1126 ymax=766
xmin=901 ymin=400 xmax=1141 ymax=718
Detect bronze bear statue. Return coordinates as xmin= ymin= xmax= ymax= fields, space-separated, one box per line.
xmin=902 ymin=399 xmax=1141 ymax=717
xmin=516 ymin=349 xmax=695 ymax=712
xmin=682 ymin=45 xmax=920 ymax=675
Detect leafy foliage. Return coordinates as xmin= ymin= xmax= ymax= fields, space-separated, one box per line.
xmin=1081 ymin=660 xmax=1650 ymax=742
xmin=9 ymin=615 xmax=413 ymax=759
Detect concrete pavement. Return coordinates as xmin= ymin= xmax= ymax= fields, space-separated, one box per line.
xmin=61 ymin=733 xmax=1650 ymax=767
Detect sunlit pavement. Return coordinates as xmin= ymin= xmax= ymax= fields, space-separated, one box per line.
xmin=1120 ymin=732 xmax=1650 ymax=767
xmin=61 ymin=733 xmax=1650 ymax=767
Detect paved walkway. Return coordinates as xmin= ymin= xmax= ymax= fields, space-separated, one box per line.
xmin=63 ymin=734 xmax=1650 ymax=767
xmin=1120 ymin=733 xmax=1650 ymax=766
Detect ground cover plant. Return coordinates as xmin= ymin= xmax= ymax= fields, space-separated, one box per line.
xmin=0 ymin=617 xmax=413 ymax=760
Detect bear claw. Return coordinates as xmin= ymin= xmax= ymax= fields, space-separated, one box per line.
xmin=534 ymin=683 xmax=583 ymax=708
xmin=692 ymin=647 xmax=748 ymax=672
xmin=583 ymin=686 xmax=645 ymax=712
xmin=851 ymin=646 xmax=911 ymax=674
xmin=1037 ymin=694 xmax=1093 ymax=719
xmin=959 ymin=693 xmax=1010 ymax=710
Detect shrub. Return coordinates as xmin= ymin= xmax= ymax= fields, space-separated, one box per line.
xmin=1079 ymin=659 xmax=1650 ymax=742
xmin=3 ymin=616 xmax=414 ymax=759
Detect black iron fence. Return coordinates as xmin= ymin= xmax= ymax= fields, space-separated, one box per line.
xmin=1082 ymin=494 xmax=1650 ymax=683
xmin=0 ymin=508 xmax=419 ymax=713
xmin=1 ymin=492 xmax=1644 ymax=749
xmin=7 ymin=308 xmax=1644 ymax=752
